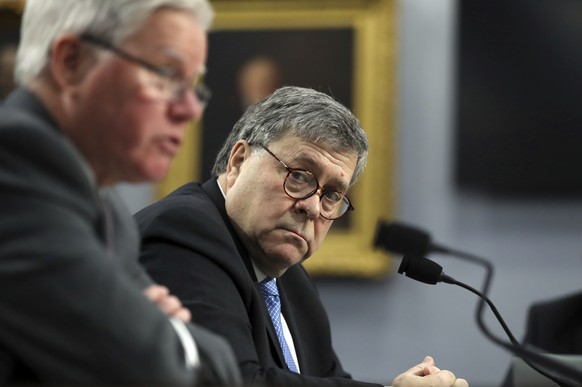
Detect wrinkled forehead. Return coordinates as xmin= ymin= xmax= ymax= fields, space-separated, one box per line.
xmin=267 ymin=136 xmax=358 ymax=188
xmin=267 ymin=134 xmax=357 ymax=163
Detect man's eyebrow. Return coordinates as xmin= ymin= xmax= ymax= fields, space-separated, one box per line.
xmin=155 ymin=48 xmax=206 ymax=78
xmin=291 ymin=154 xmax=350 ymax=192
xmin=291 ymin=153 xmax=314 ymax=164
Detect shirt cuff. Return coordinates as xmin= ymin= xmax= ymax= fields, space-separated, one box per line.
xmin=169 ymin=317 xmax=200 ymax=369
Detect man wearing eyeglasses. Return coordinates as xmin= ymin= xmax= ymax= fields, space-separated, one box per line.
xmin=0 ymin=0 xmax=240 ymax=385
xmin=136 ymin=86 xmax=469 ymax=387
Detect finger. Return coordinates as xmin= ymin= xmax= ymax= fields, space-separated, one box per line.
xmin=422 ymin=355 xmax=434 ymax=366
xmin=412 ymin=355 xmax=436 ymax=375
xmin=161 ymin=295 xmax=191 ymax=322
xmin=453 ymin=377 xmax=469 ymax=387
xmin=143 ymin=285 xmax=169 ymax=302
xmin=423 ymin=365 xmax=441 ymax=376
xmin=175 ymin=307 xmax=192 ymax=322
xmin=431 ymin=370 xmax=457 ymax=385
xmin=397 ymin=355 xmax=437 ymax=379
xmin=159 ymin=295 xmax=182 ymax=314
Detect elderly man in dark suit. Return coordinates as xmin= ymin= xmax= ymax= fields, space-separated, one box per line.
xmin=0 ymin=0 xmax=240 ymax=385
xmin=136 ymin=86 xmax=469 ymax=387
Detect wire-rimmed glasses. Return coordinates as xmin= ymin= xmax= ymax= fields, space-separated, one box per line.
xmin=79 ymin=33 xmax=211 ymax=107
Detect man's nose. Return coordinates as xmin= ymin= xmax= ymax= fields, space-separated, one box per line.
xmin=170 ymin=89 xmax=204 ymax=122
xmin=294 ymin=190 xmax=322 ymax=220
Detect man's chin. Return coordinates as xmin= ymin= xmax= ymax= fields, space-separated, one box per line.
xmin=264 ymin=250 xmax=307 ymax=277
xmin=136 ymin=162 xmax=171 ymax=183
xmin=279 ymin=251 xmax=308 ymax=272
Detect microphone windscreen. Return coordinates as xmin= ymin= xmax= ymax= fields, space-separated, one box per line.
xmin=398 ymin=254 xmax=443 ymax=285
xmin=374 ymin=221 xmax=431 ymax=256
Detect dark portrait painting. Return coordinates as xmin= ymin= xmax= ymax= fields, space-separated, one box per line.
xmin=201 ymin=28 xmax=354 ymax=181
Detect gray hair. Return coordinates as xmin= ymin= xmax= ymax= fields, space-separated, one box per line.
xmin=212 ymin=86 xmax=369 ymax=187
xmin=15 ymin=0 xmax=214 ymax=85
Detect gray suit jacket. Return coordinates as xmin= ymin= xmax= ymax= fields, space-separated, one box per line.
xmin=0 ymin=88 xmax=240 ymax=385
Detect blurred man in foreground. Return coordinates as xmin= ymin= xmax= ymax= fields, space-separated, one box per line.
xmin=0 ymin=0 xmax=240 ymax=384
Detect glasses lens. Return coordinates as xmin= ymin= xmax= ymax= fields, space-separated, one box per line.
xmin=156 ymin=78 xmax=211 ymax=108
xmin=150 ymin=74 xmax=175 ymax=98
xmin=284 ymin=171 xmax=352 ymax=220
xmin=322 ymin=195 xmax=351 ymax=219
xmin=284 ymin=170 xmax=317 ymax=198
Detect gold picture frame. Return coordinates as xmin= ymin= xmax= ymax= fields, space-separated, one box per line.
xmin=161 ymin=0 xmax=397 ymax=278
xmin=0 ymin=0 xmax=24 ymax=13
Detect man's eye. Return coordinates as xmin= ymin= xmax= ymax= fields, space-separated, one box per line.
xmin=322 ymin=191 xmax=342 ymax=203
xmin=289 ymin=171 xmax=310 ymax=184
xmin=157 ymin=65 xmax=177 ymax=78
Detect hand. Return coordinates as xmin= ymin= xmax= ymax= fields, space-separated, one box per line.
xmin=144 ymin=284 xmax=191 ymax=322
xmin=391 ymin=356 xmax=469 ymax=387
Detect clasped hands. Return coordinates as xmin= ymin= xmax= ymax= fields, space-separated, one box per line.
xmin=392 ymin=356 xmax=469 ymax=387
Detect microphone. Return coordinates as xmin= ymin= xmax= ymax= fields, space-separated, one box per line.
xmin=373 ymin=220 xmax=493 ymax=281
xmin=398 ymin=254 xmax=582 ymax=386
xmin=397 ymin=254 xmax=454 ymax=285
xmin=374 ymin=221 xmax=450 ymax=256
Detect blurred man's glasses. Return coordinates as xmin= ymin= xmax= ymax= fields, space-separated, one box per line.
xmin=80 ymin=33 xmax=211 ymax=107
xmin=255 ymin=144 xmax=354 ymax=220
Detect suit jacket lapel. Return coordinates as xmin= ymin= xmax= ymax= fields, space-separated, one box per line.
xmin=202 ymin=179 xmax=256 ymax=278
xmin=201 ymin=179 xmax=288 ymax=368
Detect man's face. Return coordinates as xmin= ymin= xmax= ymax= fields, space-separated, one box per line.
xmin=224 ymin=135 xmax=358 ymax=278
xmin=67 ymin=8 xmax=208 ymax=185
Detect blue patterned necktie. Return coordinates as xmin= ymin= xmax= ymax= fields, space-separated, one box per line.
xmin=259 ymin=278 xmax=299 ymax=373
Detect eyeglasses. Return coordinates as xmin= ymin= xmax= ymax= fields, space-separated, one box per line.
xmin=256 ymin=144 xmax=354 ymax=220
xmin=79 ymin=33 xmax=211 ymax=107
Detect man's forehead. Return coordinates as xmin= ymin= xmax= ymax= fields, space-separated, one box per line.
xmin=268 ymin=138 xmax=357 ymax=187
xmin=270 ymin=136 xmax=354 ymax=162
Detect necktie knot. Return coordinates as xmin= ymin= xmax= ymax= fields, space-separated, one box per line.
xmin=260 ymin=277 xmax=278 ymax=297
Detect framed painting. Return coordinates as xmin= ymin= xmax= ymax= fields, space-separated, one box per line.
xmin=161 ymin=0 xmax=398 ymax=278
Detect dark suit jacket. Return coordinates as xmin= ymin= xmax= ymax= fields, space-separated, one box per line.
xmin=0 ymin=88 xmax=239 ymax=385
xmin=501 ymin=291 xmax=582 ymax=386
xmin=136 ymin=179 xmax=382 ymax=387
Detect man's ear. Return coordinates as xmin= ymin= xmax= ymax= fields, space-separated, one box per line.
xmin=49 ymin=35 xmax=95 ymax=89
xmin=225 ymin=140 xmax=251 ymax=186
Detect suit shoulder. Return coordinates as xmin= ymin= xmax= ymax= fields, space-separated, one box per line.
xmin=136 ymin=182 xmax=229 ymax=238
xmin=135 ymin=182 xmax=209 ymax=220
xmin=0 ymin=106 xmax=93 ymax=191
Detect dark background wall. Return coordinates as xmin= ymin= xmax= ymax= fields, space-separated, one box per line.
xmin=455 ymin=0 xmax=582 ymax=196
